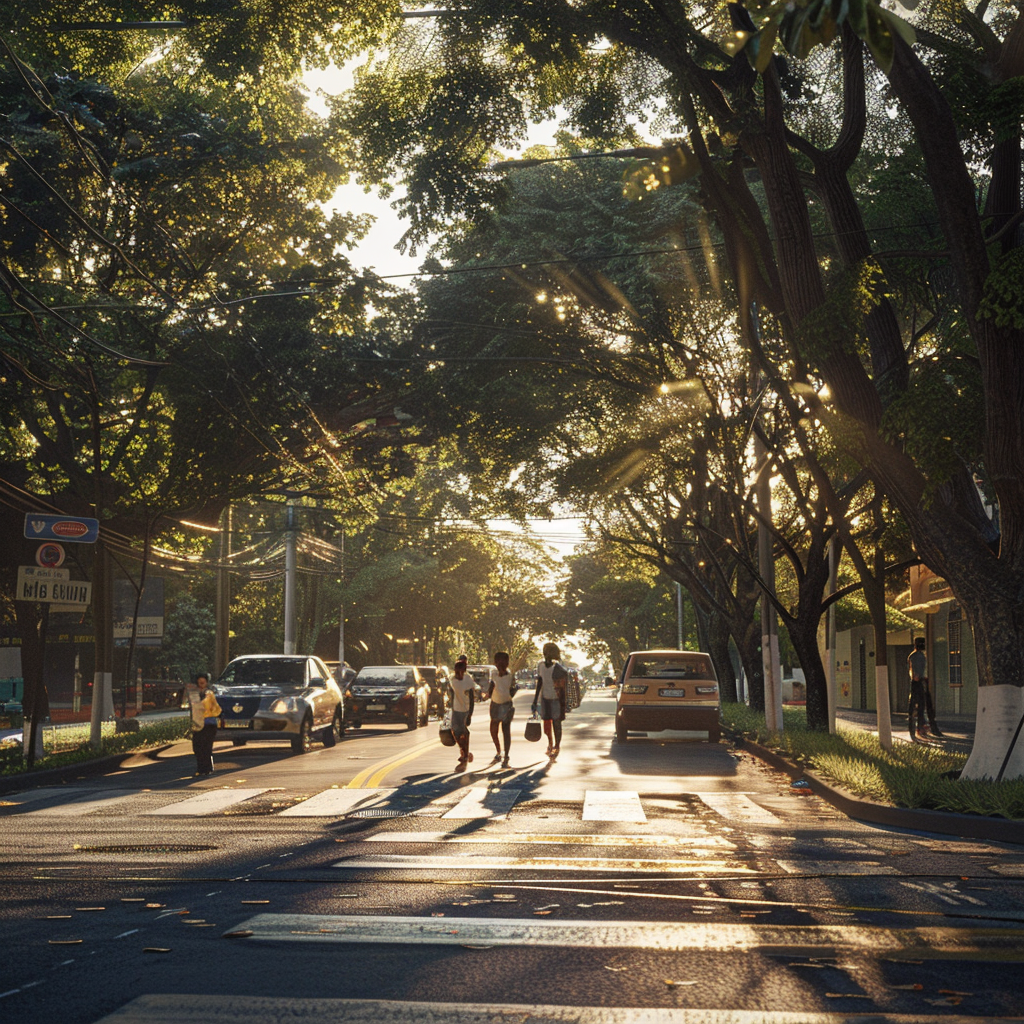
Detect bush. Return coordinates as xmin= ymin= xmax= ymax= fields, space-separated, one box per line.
xmin=0 ymin=714 xmax=191 ymax=776
xmin=720 ymin=702 xmax=1023 ymax=819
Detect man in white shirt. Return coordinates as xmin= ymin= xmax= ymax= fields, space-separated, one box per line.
xmin=485 ymin=650 xmax=517 ymax=766
xmin=449 ymin=658 xmax=476 ymax=767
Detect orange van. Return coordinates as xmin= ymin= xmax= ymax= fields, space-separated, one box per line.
xmin=615 ymin=649 xmax=720 ymax=743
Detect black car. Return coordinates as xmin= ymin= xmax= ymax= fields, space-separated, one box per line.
xmin=347 ymin=665 xmax=430 ymax=730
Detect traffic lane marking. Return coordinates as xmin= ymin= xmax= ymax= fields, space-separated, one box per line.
xmin=441 ymin=787 xmax=522 ymax=820
xmin=361 ymin=832 xmax=736 ymax=848
xmin=30 ymin=791 xmax=146 ymax=816
xmin=346 ymin=735 xmax=441 ymax=789
xmin=583 ymin=790 xmax=647 ymax=822
xmin=224 ymin=912 xmax=1024 ymax=957
xmin=328 ymin=854 xmax=753 ymax=873
xmin=142 ymin=788 xmax=268 ymax=815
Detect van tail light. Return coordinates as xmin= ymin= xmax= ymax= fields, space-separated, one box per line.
xmin=695 ymin=686 xmax=718 ymax=694
xmin=622 ymin=685 xmax=648 ymax=695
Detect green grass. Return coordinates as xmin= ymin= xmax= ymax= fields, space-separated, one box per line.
xmin=0 ymin=715 xmax=191 ymax=776
xmin=721 ymin=702 xmax=1024 ymax=820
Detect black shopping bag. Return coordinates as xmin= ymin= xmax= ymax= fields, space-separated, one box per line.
xmin=524 ymin=713 xmax=542 ymax=742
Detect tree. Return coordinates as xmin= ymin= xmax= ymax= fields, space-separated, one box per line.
xmin=337 ymin=1 xmax=1024 ymax=777
xmin=160 ymin=592 xmax=215 ymax=685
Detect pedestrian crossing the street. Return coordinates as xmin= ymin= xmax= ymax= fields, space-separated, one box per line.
xmin=1 ymin=782 xmax=815 ymax=828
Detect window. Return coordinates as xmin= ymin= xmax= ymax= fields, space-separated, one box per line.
xmin=948 ymin=604 xmax=963 ymax=689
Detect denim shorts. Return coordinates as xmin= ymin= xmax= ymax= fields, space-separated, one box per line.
xmin=490 ymin=701 xmax=515 ymax=724
xmin=539 ymin=697 xmax=563 ymax=721
xmin=450 ymin=710 xmax=471 ymax=736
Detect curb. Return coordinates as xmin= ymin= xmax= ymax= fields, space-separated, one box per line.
xmin=0 ymin=743 xmax=176 ymax=796
xmin=728 ymin=732 xmax=1024 ymax=845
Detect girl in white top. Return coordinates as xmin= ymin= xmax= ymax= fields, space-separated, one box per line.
xmin=532 ymin=641 xmax=568 ymax=756
xmin=485 ymin=651 xmax=517 ymax=765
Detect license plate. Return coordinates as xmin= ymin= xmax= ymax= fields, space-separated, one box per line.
xmin=658 ymin=688 xmax=687 ymax=697
xmin=223 ymin=719 xmax=250 ymax=728
xmin=367 ymin=704 xmax=386 ymax=711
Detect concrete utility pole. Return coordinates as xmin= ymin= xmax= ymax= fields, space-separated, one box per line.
xmin=283 ymin=498 xmax=297 ymax=655
xmin=676 ymin=582 xmax=684 ymax=650
xmin=90 ymin=539 xmax=113 ymax=748
xmin=755 ymin=433 xmax=784 ymax=734
xmin=337 ymin=531 xmax=345 ymax=670
xmin=827 ymin=537 xmax=838 ymax=734
xmin=214 ymin=504 xmax=232 ymax=675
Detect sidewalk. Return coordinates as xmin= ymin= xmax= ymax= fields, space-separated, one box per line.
xmin=836 ymin=707 xmax=975 ymax=756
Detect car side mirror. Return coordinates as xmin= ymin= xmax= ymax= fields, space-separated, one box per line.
xmin=310 ymin=676 xmax=325 ymax=686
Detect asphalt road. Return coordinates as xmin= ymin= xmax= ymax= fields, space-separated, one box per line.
xmin=2 ymin=688 xmax=1023 ymax=1023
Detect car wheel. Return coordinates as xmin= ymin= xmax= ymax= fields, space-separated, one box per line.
xmin=616 ymin=722 xmax=628 ymax=743
xmin=332 ymin=708 xmax=344 ymax=741
xmin=407 ymin=709 xmax=419 ymax=730
xmin=291 ymin=715 xmax=314 ymax=754
xmin=231 ymin=739 xmax=247 ymax=747
xmin=708 ymin=727 xmax=721 ymax=743
xmin=418 ymin=700 xmax=428 ymax=727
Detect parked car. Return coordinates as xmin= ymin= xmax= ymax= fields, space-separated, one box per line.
xmin=324 ymin=660 xmax=357 ymax=687
xmin=416 ymin=665 xmax=450 ymax=717
xmin=347 ymin=665 xmax=430 ymax=730
xmin=615 ymin=650 xmax=720 ymax=743
xmin=213 ymin=654 xmax=343 ymax=754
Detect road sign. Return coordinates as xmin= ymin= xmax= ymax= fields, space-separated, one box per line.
xmin=23 ymin=513 xmax=100 ymax=544
xmin=16 ymin=572 xmax=91 ymax=606
xmin=18 ymin=566 xmax=70 ymax=586
xmin=36 ymin=542 xmax=66 ymax=568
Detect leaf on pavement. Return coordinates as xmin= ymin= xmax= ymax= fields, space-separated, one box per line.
xmin=222 ymin=930 xmax=254 ymax=938
xmin=664 ymin=979 xmax=698 ymax=987
xmin=142 ymin=947 xmax=171 ymax=953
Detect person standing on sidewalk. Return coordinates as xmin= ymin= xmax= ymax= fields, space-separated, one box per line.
xmin=486 ymin=651 xmax=517 ymax=766
xmin=532 ymin=642 xmax=568 ymax=757
xmin=449 ymin=658 xmax=476 ymax=769
xmin=189 ymin=673 xmax=221 ymax=776
xmin=907 ymin=637 xmax=944 ymax=740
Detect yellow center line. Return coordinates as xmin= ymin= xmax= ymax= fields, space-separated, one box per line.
xmin=346 ymin=735 xmax=440 ymax=789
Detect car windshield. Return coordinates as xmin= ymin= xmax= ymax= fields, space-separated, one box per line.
xmin=220 ymin=659 xmax=306 ymax=687
xmin=356 ymin=670 xmax=412 ymax=687
xmin=629 ymin=657 xmax=714 ymax=680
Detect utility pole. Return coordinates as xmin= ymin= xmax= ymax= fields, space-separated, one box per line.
xmin=676 ymin=582 xmax=684 ymax=650
xmin=283 ymin=498 xmax=297 ymax=654
xmin=337 ymin=531 xmax=345 ymax=670
xmin=827 ymin=537 xmax=838 ymax=734
xmin=90 ymin=539 xmax=113 ymax=748
xmin=755 ymin=432 xmax=784 ymax=734
xmin=214 ymin=504 xmax=232 ymax=675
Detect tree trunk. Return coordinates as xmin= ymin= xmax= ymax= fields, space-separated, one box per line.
xmin=707 ymin=612 xmax=737 ymax=703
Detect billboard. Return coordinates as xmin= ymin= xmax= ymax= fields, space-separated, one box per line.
xmin=113 ymin=577 xmax=165 ymax=646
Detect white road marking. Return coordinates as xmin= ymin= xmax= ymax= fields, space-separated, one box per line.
xmin=775 ymin=860 xmax=900 ymax=875
xmin=330 ymin=854 xmax=749 ymax=873
xmin=440 ymin=787 xmax=521 ymax=820
xmin=90 ymin=993 xmax=1024 ymax=1023
xmin=582 ymin=790 xmax=647 ymax=822
xmin=224 ymin=913 xmax=1024 ymax=957
xmin=278 ymin=788 xmax=396 ymax=817
xmin=142 ymin=788 xmax=268 ymax=816
xmin=31 ymin=791 xmax=145 ymax=816
xmin=0 ymin=787 xmax=96 ymax=806
xmin=361 ymin=832 xmax=736 ymax=849
xmin=696 ymin=793 xmax=781 ymax=824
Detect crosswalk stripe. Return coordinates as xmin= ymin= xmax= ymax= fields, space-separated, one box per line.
xmin=142 ymin=788 xmax=268 ymax=816
xmin=583 ymin=790 xmax=646 ymax=822
xmin=31 ymin=790 xmax=145 ymax=816
xmin=329 ymin=854 xmax=749 ymax=873
xmin=1 ymin=787 xmax=95 ymax=806
xmin=91 ymin=993 xmax=1019 ymax=1024
xmin=697 ymin=793 xmax=781 ymax=824
xmin=441 ymin=787 xmax=521 ymax=820
xmin=278 ymin=788 xmax=396 ymax=817
xmin=225 ymin=912 xmax=1024 ymax=957
xmin=776 ymin=860 xmax=901 ymax=876
xmin=362 ymin=832 xmax=736 ymax=848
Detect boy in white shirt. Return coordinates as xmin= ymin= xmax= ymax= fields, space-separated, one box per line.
xmin=532 ymin=641 xmax=568 ymax=756
xmin=449 ymin=658 xmax=476 ymax=768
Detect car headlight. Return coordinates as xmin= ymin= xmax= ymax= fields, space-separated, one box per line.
xmin=621 ymin=685 xmax=648 ymax=695
xmin=405 ymin=686 xmax=415 ymax=697
xmin=695 ymin=686 xmax=718 ymax=694
xmin=269 ymin=697 xmax=299 ymax=714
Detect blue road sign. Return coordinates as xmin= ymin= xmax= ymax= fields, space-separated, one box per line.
xmin=23 ymin=512 xmax=100 ymax=544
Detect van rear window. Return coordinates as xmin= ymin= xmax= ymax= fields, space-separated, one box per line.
xmin=628 ymin=658 xmax=715 ymax=681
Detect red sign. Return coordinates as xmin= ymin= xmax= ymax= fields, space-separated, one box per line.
xmin=51 ymin=521 xmax=89 ymax=538
xmin=36 ymin=543 xmax=66 ymax=568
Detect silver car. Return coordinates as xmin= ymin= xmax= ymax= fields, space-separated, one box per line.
xmin=214 ymin=654 xmax=343 ymax=753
